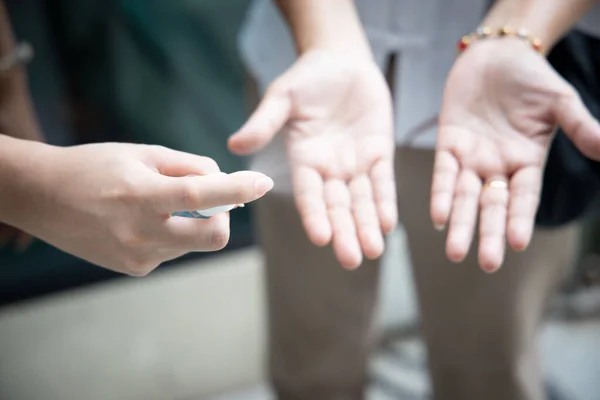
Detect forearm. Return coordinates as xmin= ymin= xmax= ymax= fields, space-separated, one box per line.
xmin=0 ymin=1 xmax=43 ymax=141
xmin=483 ymin=0 xmax=599 ymax=53
xmin=275 ymin=0 xmax=371 ymax=59
xmin=0 ymin=134 xmax=48 ymax=225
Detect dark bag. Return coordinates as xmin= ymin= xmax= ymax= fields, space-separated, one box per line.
xmin=535 ymin=30 xmax=600 ymax=226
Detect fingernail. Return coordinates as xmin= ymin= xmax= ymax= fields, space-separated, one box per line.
xmin=434 ymin=224 xmax=445 ymax=231
xmin=482 ymin=265 xmax=499 ymax=274
xmin=255 ymin=177 xmax=274 ymax=196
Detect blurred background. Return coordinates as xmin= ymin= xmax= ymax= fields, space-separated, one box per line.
xmin=1 ymin=1 xmax=600 ymax=400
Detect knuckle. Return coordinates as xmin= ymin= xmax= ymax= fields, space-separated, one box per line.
xmin=562 ymin=85 xmax=580 ymax=101
xmin=455 ymin=185 xmax=479 ymax=197
xmin=208 ymin=225 xmax=230 ymax=250
xmin=119 ymin=232 xmax=145 ymax=249
xmin=179 ymin=180 xmax=202 ymax=210
xmin=122 ymin=254 xmax=159 ymax=277
xmin=199 ymin=157 xmax=220 ymax=174
xmin=106 ymin=174 xmax=145 ymax=206
xmin=113 ymin=225 xmax=146 ymax=249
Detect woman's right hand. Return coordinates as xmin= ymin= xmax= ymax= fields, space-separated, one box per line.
xmin=1 ymin=141 xmax=273 ymax=276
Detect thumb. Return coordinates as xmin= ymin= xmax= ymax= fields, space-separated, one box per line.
xmin=228 ymin=82 xmax=292 ymax=155
xmin=555 ymin=89 xmax=600 ymax=160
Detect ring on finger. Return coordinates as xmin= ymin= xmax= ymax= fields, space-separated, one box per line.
xmin=482 ymin=179 xmax=508 ymax=191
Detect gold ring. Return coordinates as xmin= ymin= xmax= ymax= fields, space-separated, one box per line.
xmin=483 ymin=180 xmax=508 ymax=191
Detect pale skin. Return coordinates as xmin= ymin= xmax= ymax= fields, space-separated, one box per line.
xmin=0 ymin=137 xmax=274 ymax=275
xmin=229 ymin=0 xmax=397 ymax=269
xmin=432 ymin=0 xmax=600 ymax=272
xmin=230 ymin=0 xmax=600 ymax=273
xmin=0 ymin=0 xmax=43 ymax=250
xmin=0 ymin=1 xmax=274 ymax=275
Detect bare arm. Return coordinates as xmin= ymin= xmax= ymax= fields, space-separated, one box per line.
xmin=274 ymin=0 xmax=372 ymax=59
xmin=230 ymin=0 xmax=397 ymax=268
xmin=0 ymin=134 xmax=47 ymax=223
xmin=483 ymin=0 xmax=599 ymax=53
xmin=0 ymin=0 xmax=43 ymax=141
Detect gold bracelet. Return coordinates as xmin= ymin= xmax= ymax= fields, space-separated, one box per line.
xmin=457 ymin=26 xmax=544 ymax=55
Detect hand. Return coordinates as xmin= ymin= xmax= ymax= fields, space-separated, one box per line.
xmin=5 ymin=143 xmax=274 ymax=276
xmin=229 ymin=50 xmax=397 ymax=269
xmin=431 ymin=38 xmax=600 ymax=272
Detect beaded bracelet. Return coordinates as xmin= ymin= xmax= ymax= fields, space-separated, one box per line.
xmin=457 ymin=26 xmax=544 ymax=55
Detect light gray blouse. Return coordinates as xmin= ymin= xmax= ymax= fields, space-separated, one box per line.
xmin=239 ymin=0 xmax=600 ymax=149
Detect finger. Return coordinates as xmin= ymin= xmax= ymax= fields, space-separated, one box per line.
xmin=478 ymin=178 xmax=509 ymax=273
xmin=507 ymin=167 xmax=542 ymax=252
xmin=292 ymin=166 xmax=331 ymax=246
xmin=350 ymin=175 xmax=384 ymax=260
xmin=148 ymin=146 xmax=221 ymax=177
xmin=325 ymin=179 xmax=362 ymax=269
xmin=370 ymin=158 xmax=397 ymax=234
xmin=431 ymin=149 xmax=459 ymax=231
xmin=228 ymin=82 xmax=292 ymax=155
xmin=446 ymin=170 xmax=481 ymax=263
xmin=160 ymin=213 xmax=231 ymax=251
xmin=555 ymin=88 xmax=600 ymax=160
xmin=153 ymin=171 xmax=274 ymax=213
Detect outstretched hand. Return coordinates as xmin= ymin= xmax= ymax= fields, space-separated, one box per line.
xmin=432 ymin=38 xmax=600 ymax=272
xmin=229 ymin=50 xmax=397 ymax=269
xmin=3 ymin=141 xmax=273 ymax=276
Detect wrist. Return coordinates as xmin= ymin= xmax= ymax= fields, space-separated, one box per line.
xmin=296 ymin=21 xmax=372 ymax=61
xmin=478 ymin=23 xmax=554 ymax=56
xmin=280 ymin=0 xmax=373 ymax=61
xmin=298 ymin=36 xmax=372 ymax=62
xmin=458 ymin=26 xmax=544 ymax=57
xmin=482 ymin=0 xmax=597 ymax=53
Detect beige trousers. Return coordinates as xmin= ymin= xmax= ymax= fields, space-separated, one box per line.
xmin=254 ymin=146 xmax=581 ymax=400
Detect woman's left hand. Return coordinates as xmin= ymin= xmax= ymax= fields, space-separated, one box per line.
xmin=432 ymin=38 xmax=600 ymax=272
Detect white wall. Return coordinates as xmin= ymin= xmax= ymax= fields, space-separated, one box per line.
xmin=0 ymin=231 xmax=418 ymax=400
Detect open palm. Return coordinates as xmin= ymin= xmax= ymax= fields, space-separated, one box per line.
xmin=229 ymin=50 xmax=396 ymax=269
xmin=432 ymin=38 xmax=600 ymax=272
